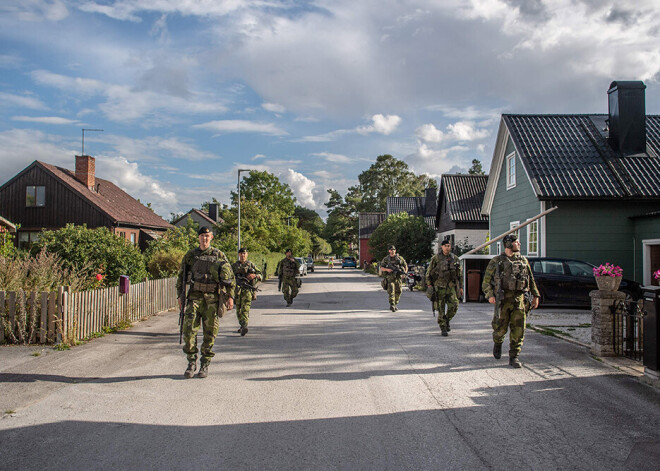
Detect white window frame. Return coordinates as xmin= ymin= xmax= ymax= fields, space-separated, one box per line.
xmin=506 ymin=152 xmax=516 ymax=189
xmin=527 ymin=219 xmax=538 ymax=256
xmin=509 ymin=221 xmax=520 ymax=238
xmin=496 ymin=242 xmax=501 ymax=255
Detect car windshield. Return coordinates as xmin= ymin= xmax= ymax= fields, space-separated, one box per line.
xmin=306 ymin=258 xmax=313 ymax=263
xmin=345 ymin=257 xmax=355 ymax=261
xmin=566 ymin=260 xmax=593 ymax=277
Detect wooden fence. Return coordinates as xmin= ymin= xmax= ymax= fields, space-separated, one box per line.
xmin=0 ymin=277 xmax=177 ymax=344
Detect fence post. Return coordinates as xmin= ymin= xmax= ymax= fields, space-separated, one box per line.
xmin=40 ymin=292 xmax=48 ymax=344
xmin=48 ymin=291 xmax=57 ymax=343
xmin=590 ymin=289 xmax=625 ymax=357
xmin=8 ymin=291 xmax=16 ymax=340
xmin=0 ymin=291 xmax=5 ymax=344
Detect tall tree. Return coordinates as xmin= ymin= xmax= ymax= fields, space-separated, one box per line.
xmin=324 ymin=189 xmax=357 ymax=256
xmin=354 ymin=154 xmax=437 ymax=212
xmin=294 ymin=206 xmax=325 ymax=237
xmin=230 ymin=170 xmax=296 ymax=216
xmin=468 ymin=159 xmax=485 ymax=175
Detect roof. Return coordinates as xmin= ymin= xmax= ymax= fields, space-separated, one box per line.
xmin=483 ymin=114 xmax=660 ymax=214
xmin=37 ymin=161 xmax=172 ymax=230
xmin=439 ymin=174 xmax=489 ymax=223
xmin=358 ymin=212 xmax=385 ymax=239
xmin=172 ymin=208 xmax=220 ymax=226
xmin=387 ymin=196 xmax=425 ymax=216
xmin=0 ymin=215 xmax=16 ymax=232
xmin=504 ymin=114 xmax=660 ymax=199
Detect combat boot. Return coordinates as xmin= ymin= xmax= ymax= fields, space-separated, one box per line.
xmin=440 ymin=325 xmax=448 ymax=337
xmin=390 ymin=305 xmax=396 ymax=312
xmin=184 ymin=361 xmax=196 ymax=379
xmin=240 ymin=326 xmax=248 ymax=336
xmin=197 ymin=361 xmax=209 ymax=378
xmin=493 ymin=343 xmax=502 ymax=359
xmin=509 ymin=357 xmax=522 ymax=368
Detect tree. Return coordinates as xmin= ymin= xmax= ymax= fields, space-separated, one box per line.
xmin=355 ymin=154 xmax=437 ymax=212
xmin=324 ymin=189 xmax=357 ymax=255
xmin=294 ymin=206 xmax=325 ymax=237
xmin=32 ymin=224 xmax=148 ymax=286
xmin=230 ymin=170 xmax=296 ymax=216
xmin=468 ymin=159 xmax=485 ymax=175
xmin=369 ymin=213 xmax=435 ymax=263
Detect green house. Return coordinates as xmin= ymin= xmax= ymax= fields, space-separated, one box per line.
xmin=482 ymin=81 xmax=660 ymax=285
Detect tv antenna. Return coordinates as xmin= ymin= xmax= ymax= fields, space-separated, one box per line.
xmin=82 ymin=128 xmax=103 ymax=156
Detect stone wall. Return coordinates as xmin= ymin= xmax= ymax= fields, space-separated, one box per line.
xmin=590 ymin=289 xmax=625 ymax=356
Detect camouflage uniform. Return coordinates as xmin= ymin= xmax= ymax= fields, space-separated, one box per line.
xmin=427 ymin=252 xmax=462 ymax=330
xmin=177 ymin=247 xmax=235 ymax=366
xmin=231 ymin=260 xmax=262 ymax=329
xmin=482 ymin=253 xmax=539 ymax=359
xmin=380 ymin=254 xmax=408 ymax=309
xmin=276 ymin=256 xmax=300 ymax=305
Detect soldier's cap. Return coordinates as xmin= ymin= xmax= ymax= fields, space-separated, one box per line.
xmin=198 ymin=227 xmax=212 ymax=235
xmin=285 ymin=248 xmax=292 ymax=253
xmin=441 ymin=238 xmax=451 ymax=246
xmin=238 ymin=247 xmax=247 ymax=253
xmin=388 ymin=245 xmax=396 ymax=250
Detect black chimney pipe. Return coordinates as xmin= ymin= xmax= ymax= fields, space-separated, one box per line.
xmin=607 ymin=80 xmax=646 ymax=155
xmin=208 ymin=203 xmax=219 ymax=222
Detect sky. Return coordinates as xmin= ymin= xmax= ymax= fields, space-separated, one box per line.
xmin=1 ymin=0 xmax=659 ymax=220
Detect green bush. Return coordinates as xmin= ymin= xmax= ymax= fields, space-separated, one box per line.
xmin=147 ymin=248 xmax=186 ymax=279
xmin=32 ymin=224 xmax=148 ymax=287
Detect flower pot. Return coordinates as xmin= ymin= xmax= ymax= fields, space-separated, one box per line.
xmin=595 ymin=275 xmax=622 ymax=291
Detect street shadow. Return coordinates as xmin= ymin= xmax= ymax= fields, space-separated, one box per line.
xmin=0 ymin=372 xmax=186 ymax=384
xmin=1 ymin=375 xmax=659 ymax=471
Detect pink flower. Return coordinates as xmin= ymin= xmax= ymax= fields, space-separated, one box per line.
xmin=593 ymin=263 xmax=622 ymax=277
xmin=96 ymin=273 xmax=103 ymax=281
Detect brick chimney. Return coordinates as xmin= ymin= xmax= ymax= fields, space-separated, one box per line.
xmin=75 ymin=155 xmax=95 ymax=189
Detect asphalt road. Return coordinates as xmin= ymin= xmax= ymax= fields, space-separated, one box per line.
xmin=1 ymin=267 xmax=659 ymax=470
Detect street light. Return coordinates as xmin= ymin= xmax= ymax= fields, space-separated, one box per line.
xmin=237 ymin=168 xmax=253 ymax=258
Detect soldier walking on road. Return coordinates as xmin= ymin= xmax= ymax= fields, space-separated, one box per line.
xmin=380 ymin=245 xmax=408 ymax=312
xmin=276 ymin=249 xmax=300 ymax=307
xmin=177 ymin=227 xmax=235 ymax=379
xmin=427 ymin=238 xmax=463 ymax=336
xmin=231 ymin=247 xmax=262 ymax=336
xmin=482 ymin=234 xmax=540 ymax=368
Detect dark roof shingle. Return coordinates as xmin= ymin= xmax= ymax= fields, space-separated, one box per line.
xmin=440 ymin=174 xmax=489 ymax=222
xmin=503 ymin=114 xmax=660 ymax=199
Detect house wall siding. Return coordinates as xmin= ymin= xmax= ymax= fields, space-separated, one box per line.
xmin=0 ymin=165 xmax=112 ymax=231
xmin=545 ymin=202 xmax=659 ymax=283
xmin=489 ymin=137 xmax=540 ymax=255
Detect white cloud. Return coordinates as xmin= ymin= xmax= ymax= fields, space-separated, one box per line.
xmin=0 ymin=129 xmax=73 ymax=183
xmin=12 ymin=116 xmax=79 ymax=125
xmin=356 ymin=114 xmax=402 ymax=135
xmin=193 ymin=120 xmax=287 ymax=136
xmin=100 ymin=135 xmax=220 ymax=162
xmin=283 ymin=169 xmax=317 ymax=209
xmin=262 ymin=102 xmax=286 ymax=113
xmin=0 ymin=0 xmax=69 ymax=22
xmin=311 ymin=152 xmax=351 ymax=163
xmin=416 ymin=121 xmax=490 ymax=144
xmin=0 ymin=92 xmax=47 ymax=110
xmin=251 ymin=154 xmax=266 ymax=160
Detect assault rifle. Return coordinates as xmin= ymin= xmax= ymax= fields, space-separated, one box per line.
xmin=428 ymin=286 xmax=437 ymax=318
xmin=179 ymin=264 xmax=188 ymax=344
xmin=236 ymin=275 xmax=260 ymax=293
xmin=383 ymin=262 xmax=405 ymax=278
xmin=493 ymin=260 xmax=504 ymax=321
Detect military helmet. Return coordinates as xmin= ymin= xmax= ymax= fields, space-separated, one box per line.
xmin=502 ymin=234 xmax=518 ymax=248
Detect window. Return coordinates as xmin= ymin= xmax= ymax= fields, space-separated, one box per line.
xmin=539 ymin=260 xmax=564 ymax=275
xmin=119 ymin=231 xmax=126 ymax=238
xmin=130 ymin=233 xmax=136 ymax=245
xmin=509 ymin=221 xmax=520 ymax=239
xmin=496 ymin=242 xmax=501 ymax=255
xmin=566 ymin=260 xmax=593 ymax=277
xmin=506 ymin=152 xmax=516 ymax=189
xmin=527 ymin=220 xmax=538 ymax=255
xmin=18 ymin=231 xmax=40 ymax=250
xmin=26 ymin=186 xmax=45 ymax=207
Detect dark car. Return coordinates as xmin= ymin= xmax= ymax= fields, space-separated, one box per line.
xmin=527 ymin=257 xmax=642 ymax=307
xmin=341 ymin=256 xmax=357 ymax=268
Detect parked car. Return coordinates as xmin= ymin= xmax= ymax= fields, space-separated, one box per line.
xmin=527 ymin=257 xmax=642 ymax=307
xmin=294 ymin=257 xmax=308 ymax=276
xmin=341 ymin=256 xmax=357 ymax=268
xmin=305 ymin=257 xmax=314 ymax=273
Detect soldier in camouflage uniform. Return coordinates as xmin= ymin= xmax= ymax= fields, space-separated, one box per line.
xmin=276 ymin=249 xmax=300 ymax=307
xmin=482 ymin=234 xmax=540 ymax=368
xmin=177 ymin=227 xmax=235 ymax=379
xmin=380 ymin=245 xmax=408 ymax=312
xmin=231 ymin=247 xmax=262 ymax=336
xmin=426 ymin=238 xmax=463 ymax=336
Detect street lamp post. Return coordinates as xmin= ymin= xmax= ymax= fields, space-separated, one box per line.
xmin=237 ymin=168 xmax=252 ymax=258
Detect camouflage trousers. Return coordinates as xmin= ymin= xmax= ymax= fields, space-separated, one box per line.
xmin=492 ymin=293 xmax=526 ymax=358
xmin=235 ymin=288 xmax=252 ymax=327
xmin=434 ymin=284 xmax=458 ymax=328
xmin=387 ymin=277 xmax=403 ymax=306
xmin=183 ymin=292 xmax=225 ymax=364
xmin=281 ymin=276 xmax=298 ymax=303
